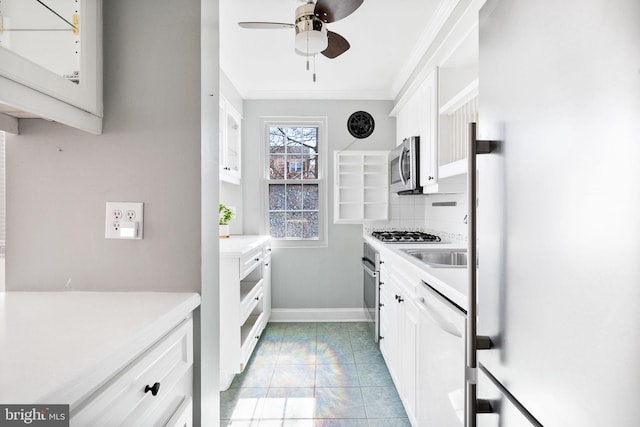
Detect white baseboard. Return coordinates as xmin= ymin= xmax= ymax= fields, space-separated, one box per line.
xmin=269 ymin=308 xmax=368 ymax=323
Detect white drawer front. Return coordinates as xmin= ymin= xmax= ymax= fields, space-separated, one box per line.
xmin=240 ymin=246 xmax=263 ymax=278
xmin=72 ymin=318 xmax=193 ymax=426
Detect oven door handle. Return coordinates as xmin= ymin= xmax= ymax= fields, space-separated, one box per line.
xmin=414 ymin=297 xmax=462 ymax=338
xmin=362 ymin=259 xmax=377 ymax=278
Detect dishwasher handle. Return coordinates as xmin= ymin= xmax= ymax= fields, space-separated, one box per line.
xmin=414 ymin=297 xmax=462 ymax=338
xmin=362 ymin=259 xmax=377 ymax=278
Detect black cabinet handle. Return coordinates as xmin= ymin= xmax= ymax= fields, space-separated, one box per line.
xmin=144 ymin=382 xmax=161 ymax=396
xmin=398 ymin=296 xmax=405 ymax=303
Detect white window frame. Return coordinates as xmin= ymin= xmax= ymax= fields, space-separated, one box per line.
xmin=260 ymin=117 xmax=328 ymax=248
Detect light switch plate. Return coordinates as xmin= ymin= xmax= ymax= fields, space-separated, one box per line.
xmin=105 ymin=202 xmax=144 ymax=239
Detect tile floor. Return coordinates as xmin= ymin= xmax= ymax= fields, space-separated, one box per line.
xmin=220 ymin=322 xmax=410 ymax=426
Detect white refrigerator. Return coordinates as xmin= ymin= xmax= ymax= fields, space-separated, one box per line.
xmin=475 ymin=0 xmax=640 ymax=425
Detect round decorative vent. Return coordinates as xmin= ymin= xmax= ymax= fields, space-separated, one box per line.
xmin=347 ymin=111 xmax=375 ymax=139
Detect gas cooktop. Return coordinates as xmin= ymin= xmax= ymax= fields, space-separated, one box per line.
xmin=371 ymin=231 xmax=443 ymax=243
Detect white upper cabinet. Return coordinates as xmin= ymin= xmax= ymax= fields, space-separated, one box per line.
xmin=391 ymin=0 xmax=483 ymax=194
xmin=0 ymin=0 xmax=103 ymax=134
xmin=219 ymin=95 xmax=242 ymax=184
xmin=436 ymin=24 xmax=479 ymax=181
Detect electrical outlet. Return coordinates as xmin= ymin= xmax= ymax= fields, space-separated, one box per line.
xmin=105 ymin=202 xmax=144 ymax=239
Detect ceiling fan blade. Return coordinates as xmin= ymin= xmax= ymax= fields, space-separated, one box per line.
xmin=238 ymin=21 xmax=294 ymax=29
xmin=321 ymin=31 xmax=350 ymax=59
xmin=314 ymin=0 xmax=364 ymax=23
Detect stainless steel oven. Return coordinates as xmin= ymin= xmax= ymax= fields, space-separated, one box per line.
xmin=362 ymin=241 xmax=380 ymax=343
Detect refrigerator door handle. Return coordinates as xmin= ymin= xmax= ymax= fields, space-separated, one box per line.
xmin=466 ymin=122 xmax=496 ymax=427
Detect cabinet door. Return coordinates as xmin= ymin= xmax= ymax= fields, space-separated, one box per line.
xmin=219 ymin=96 xmax=242 ymax=184
xmin=399 ymin=297 xmax=419 ymax=425
xmin=378 ymin=278 xmax=399 ymax=382
xmin=420 ymin=68 xmax=439 ymax=187
xmin=0 ymin=0 xmax=102 ymax=133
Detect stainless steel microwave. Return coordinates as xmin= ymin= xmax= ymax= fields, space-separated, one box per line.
xmin=389 ymin=136 xmax=422 ymax=194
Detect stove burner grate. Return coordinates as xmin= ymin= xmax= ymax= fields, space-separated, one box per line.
xmin=371 ymin=231 xmax=442 ymax=243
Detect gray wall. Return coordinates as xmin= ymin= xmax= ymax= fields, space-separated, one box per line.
xmin=5 ymin=0 xmax=204 ymax=292
xmin=243 ymin=100 xmax=395 ymax=309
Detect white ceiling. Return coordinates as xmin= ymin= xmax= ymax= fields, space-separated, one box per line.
xmin=220 ymin=0 xmax=443 ymax=100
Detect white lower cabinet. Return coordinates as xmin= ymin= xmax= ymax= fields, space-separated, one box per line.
xmin=71 ymin=318 xmax=194 ymax=426
xmin=379 ymin=258 xmax=420 ymax=426
xmin=220 ymin=237 xmax=272 ymax=390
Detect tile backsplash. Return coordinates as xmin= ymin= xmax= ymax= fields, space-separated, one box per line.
xmin=365 ymin=191 xmax=468 ymax=242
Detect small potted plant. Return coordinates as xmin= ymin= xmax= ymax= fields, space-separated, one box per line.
xmin=219 ymin=203 xmax=235 ymax=238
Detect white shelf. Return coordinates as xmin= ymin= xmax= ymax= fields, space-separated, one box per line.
xmin=438 ymin=158 xmax=467 ymax=179
xmin=439 ymin=78 xmax=479 ymax=115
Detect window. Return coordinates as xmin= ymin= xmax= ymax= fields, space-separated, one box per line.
xmin=262 ymin=118 xmax=327 ymax=246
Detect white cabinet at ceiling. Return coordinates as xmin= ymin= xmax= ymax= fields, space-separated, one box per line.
xmin=432 ymin=14 xmax=480 ymax=189
xmin=219 ymin=236 xmax=272 ymax=390
xmin=219 ymin=95 xmax=242 ymax=184
xmin=334 ymin=150 xmax=389 ymax=224
xmin=419 ymin=69 xmax=439 ymax=189
xmin=0 ymin=0 xmax=103 ymax=134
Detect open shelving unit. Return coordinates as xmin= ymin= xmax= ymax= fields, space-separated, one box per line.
xmin=334 ymin=151 xmax=389 ymax=224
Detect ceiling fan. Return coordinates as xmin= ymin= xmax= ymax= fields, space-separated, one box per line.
xmin=238 ymin=0 xmax=364 ymax=60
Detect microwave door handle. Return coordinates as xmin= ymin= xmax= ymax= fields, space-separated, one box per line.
xmin=399 ymin=147 xmax=408 ymax=185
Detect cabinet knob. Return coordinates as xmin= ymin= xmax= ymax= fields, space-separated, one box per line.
xmin=379 ymin=335 xmax=384 ymax=340
xmin=255 ymin=258 xmax=260 ymax=262
xmin=379 ymin=303 xmax=384 ymax=308
xmin=428 ymin=176 xmax=434 ymax=181
xmin=398 ymin=296 xmax=405 ymax=303
xmin=144 ymin=382 xmax=161 ymax=396
xmin=254 ymin=296 xmax=260 ymax=301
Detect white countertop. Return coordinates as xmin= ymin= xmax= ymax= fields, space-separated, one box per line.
xmin=219 ymin=235 xmax=271 ymax=258
xmin=0 ymin=291 xmax=200 ymax=407
xmin=365 ymin=235 xmax=469 ymax=310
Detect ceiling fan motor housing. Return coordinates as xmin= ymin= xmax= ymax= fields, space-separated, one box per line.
xmin=294 ymin=2 xmax=328 ymax=54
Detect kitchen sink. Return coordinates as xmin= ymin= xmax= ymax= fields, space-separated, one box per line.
xmin=401 ymin=249 xmax=469 ymax=268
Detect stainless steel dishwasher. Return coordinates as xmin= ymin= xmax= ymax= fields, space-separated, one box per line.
xmin=415 ymin=280 xmax=467 ymax=426
xmin=362 ymin=241 xmax=380 ymax=343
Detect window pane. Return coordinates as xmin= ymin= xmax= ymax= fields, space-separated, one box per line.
xmin=269 ymin=128 xmax=286 ymax=153
xmin=303 ymin=156 xmax=318 ymax=179
xmin=286 ymin=212 xmax=304 ymax=238
xmin=269 ymin=212 xmax=285 ymax=238
xmin=269 ymin=155 xmax=286 ymax=179
xmin=303 ymin=211 xmax=319 ymax=239
xmin=286 ymin=184 xmax=303 ymax=210
xmin=303 ymin=184 xmax=318 ymax=210
xmin=269 ymin=184 xmax=286 ymax=210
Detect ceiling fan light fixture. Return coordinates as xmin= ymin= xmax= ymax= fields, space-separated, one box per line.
xmin=294 ymin=2 xmax=328 ymax=54
xmin=294 ymin=28 xmax=328 ymax=54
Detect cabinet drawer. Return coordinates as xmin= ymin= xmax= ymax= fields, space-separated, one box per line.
xmin=240 ymin=246 xmax=264 ymax=278
xmin=72 ymin=318 xmax=193 ymax=426
xmin=240 ymin=312 xmax=267 ymax=370
xmin=240 ymin=280 xmax=264 ymax=326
